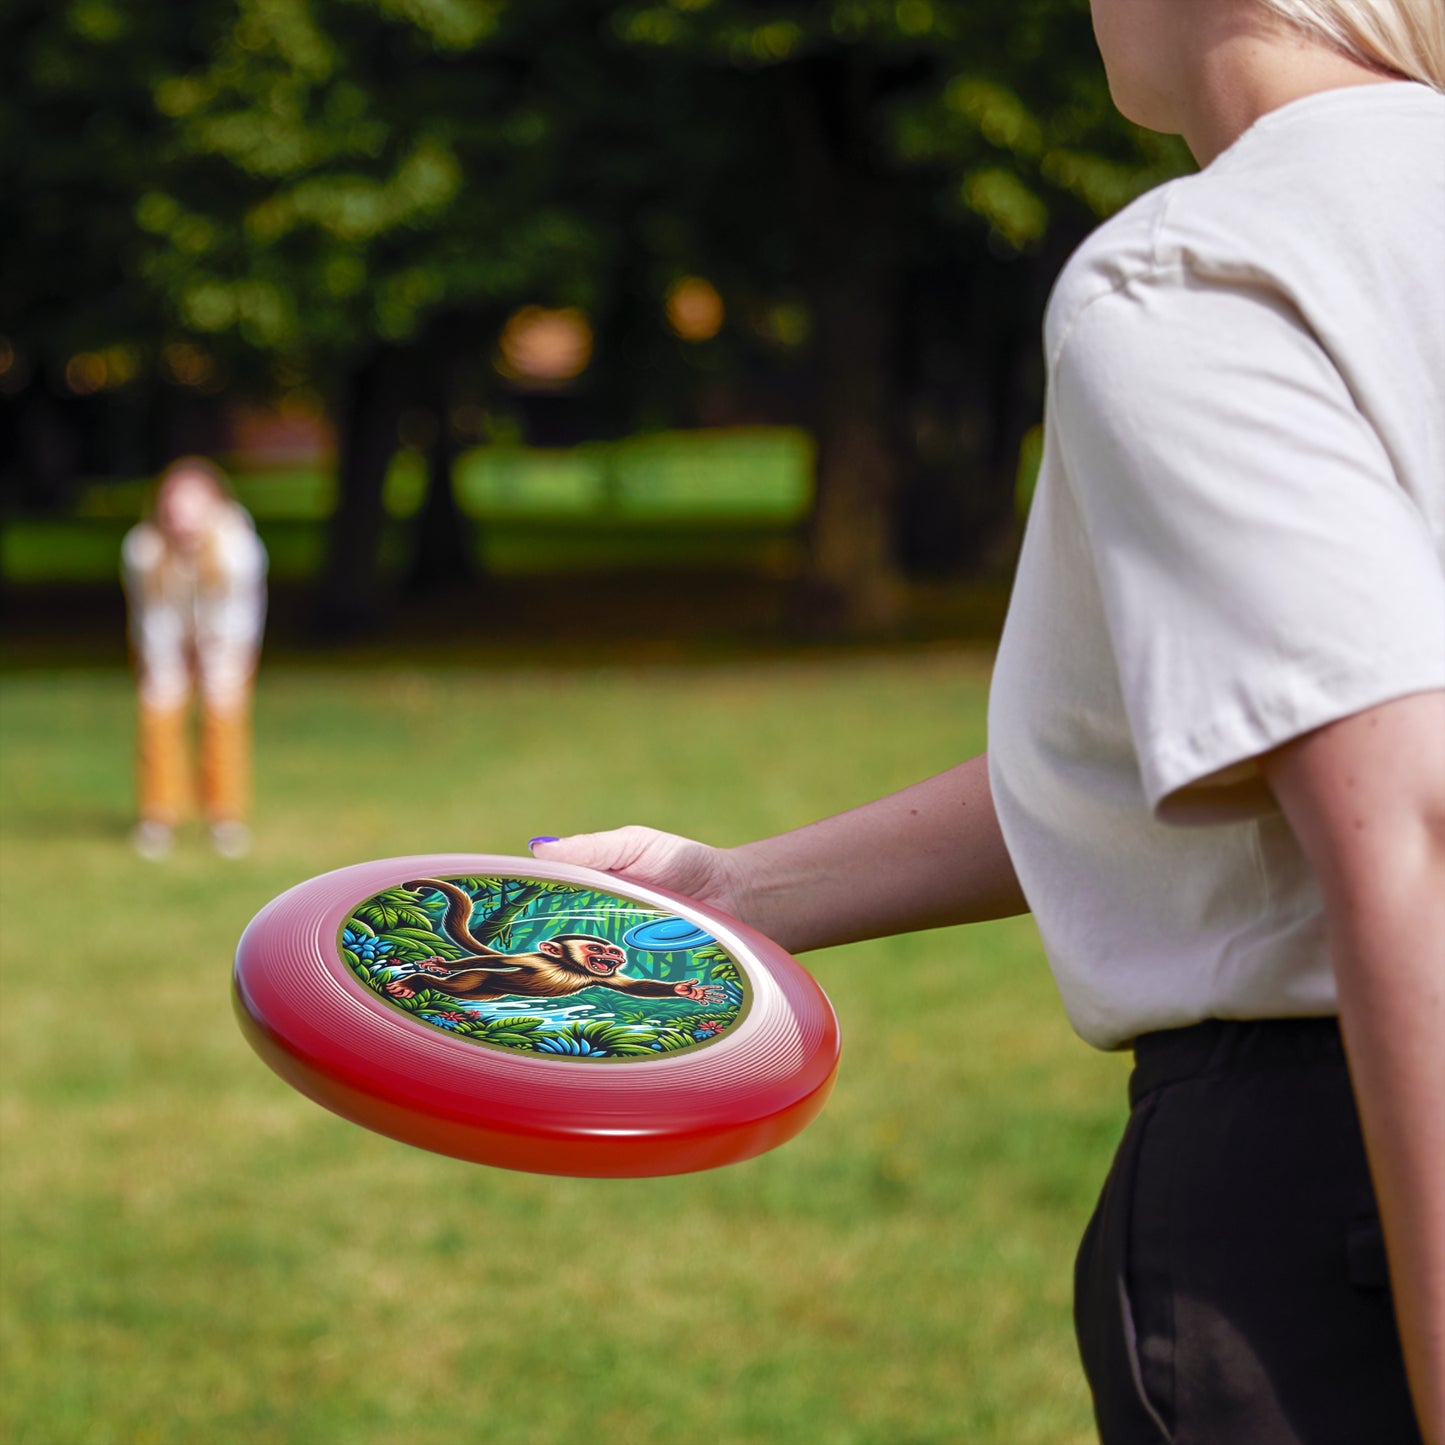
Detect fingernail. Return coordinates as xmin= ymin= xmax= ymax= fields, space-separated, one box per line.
xmin=528 ymin=836 xmax=559 ymax=850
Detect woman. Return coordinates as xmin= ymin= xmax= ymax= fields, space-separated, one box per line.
xmin=122 ymin=457 xmax=267 ymax=859
xmin=531 ymin=2 xmax=1444 ymax=1440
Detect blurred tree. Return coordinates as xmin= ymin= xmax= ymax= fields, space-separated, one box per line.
xmin=0 ymin=0 xmax=219 ymax=509
xmin=123 ymin=0 xmax=617 ymax=632
xmin=605 ymin=0 xmax=1190 ymax=626
xmin=2 ymin=0 xmax=1189 ymax=633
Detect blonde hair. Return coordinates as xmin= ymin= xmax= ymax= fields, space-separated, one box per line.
xmin=149 ymin=456 xmax=239 ymax=594
xmin=1258 ymin=0 xmax=1445 ymax=89
xmin=155 ymin=455 xmax=233 ymax=507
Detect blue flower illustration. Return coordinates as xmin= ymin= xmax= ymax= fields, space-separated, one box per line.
xmin=420 ymin=1013 xmax=465 ymax=1031
xmin=343 ymin=927 xmax=396 ymax=966
xmin=536 ymin=1033 xmax=605 ymax=1056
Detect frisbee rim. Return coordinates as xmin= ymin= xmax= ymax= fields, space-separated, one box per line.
xmin=233 ymin=854 xmax=840 ymax=1176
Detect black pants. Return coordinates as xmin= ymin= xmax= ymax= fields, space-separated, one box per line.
xmin=1074 ymin=1018 xmax=1422 ymax=1445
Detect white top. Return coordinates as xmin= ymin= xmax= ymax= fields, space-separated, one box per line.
xmin=988 ymin=83 xmax=1445 ymax=1051
xmin=122 ymin=503 xmax=268 ymax=709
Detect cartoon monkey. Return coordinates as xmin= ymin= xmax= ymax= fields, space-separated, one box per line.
xmin=381 ymin=878 xmax=728 ymax=1005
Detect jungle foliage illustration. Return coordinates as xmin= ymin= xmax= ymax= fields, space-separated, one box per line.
xmin=340 ymin=875 xmax=748 ymax=1060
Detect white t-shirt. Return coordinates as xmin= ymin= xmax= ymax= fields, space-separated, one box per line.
xmin=988 ymin=82 xmax=1445 ymax=1051
xmin=122 ymin=503 xmax=268 ymax=709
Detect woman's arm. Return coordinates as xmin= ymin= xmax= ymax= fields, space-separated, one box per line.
xmin=1263 ymin=690 xmax=1445 ymax=1445
xmin=532 ymin=752 xmax=1028 ymax=954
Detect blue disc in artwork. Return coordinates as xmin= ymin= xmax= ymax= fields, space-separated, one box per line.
xmin=623 ymin=917 xmax=716 ymax=952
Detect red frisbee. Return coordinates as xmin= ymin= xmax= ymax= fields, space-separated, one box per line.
xmin=233 ymin=854 xmax=840 ymax=1177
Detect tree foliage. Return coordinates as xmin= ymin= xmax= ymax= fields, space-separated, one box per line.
xmin=2 ymin=0 xmax=1191 ymax=626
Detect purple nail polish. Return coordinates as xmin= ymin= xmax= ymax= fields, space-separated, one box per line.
xmin=528 ymin=836 xmax=559 ymax=849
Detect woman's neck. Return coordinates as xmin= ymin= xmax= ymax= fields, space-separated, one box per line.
xmin=1178 ymin=8 xmax=1401 ymax=166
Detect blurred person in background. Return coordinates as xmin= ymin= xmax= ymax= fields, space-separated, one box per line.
xmin=122 ymin=457 xmax=267 ymax=860
xmin=532 ymin=0 xmax=1445 ymax=1441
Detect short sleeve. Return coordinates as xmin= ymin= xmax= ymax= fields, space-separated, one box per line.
xmin=214 ymin=506 xmax=268 ymax=584
xmin=1053 ymin=273 xmax=1445 ymax=822
xmin=121 ymin=523 xmax=163 ymax=589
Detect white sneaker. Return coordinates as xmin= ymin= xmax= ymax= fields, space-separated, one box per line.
xmin=210 ymin=821 xmax=252 ymax=859
xmin=132 ymin=820 xmax=174 ymax=861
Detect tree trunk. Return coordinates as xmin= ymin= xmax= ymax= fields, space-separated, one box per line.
xmin=405 ymin=310 xmax=498 ymax=594
xmin=780 ymin=58 xmax=907 ymax=635
xmin=893 ymin=239 xmax=1055 ymax=580
xmin=472 ymin=884 xmax=547 ymax=948
xmin=805 ymin=271 xmax=905 ymax=633
xmin=313 ymin=346 xmax=404 ymax=641
xmin=404 ymin=357 xmax=475 ymax=597
xmin=404 ymin=418 xmax=473 ymax=595
xmin=6 ymin=382 xmax=81 ymax=513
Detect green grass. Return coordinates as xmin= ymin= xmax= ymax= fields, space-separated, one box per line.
xmin=2 ymin=429 xmax=814 ymax=584
xmin=0 ymin=654 xmax=1127 ymax=1444
xmin=0 ymin=515 xmax=805 ymax=584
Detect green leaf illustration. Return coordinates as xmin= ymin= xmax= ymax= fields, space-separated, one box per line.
xmin=387 ymin=940 xmax=445 ymax=963
xmin=404 ymin=988 xmax=454 ymax=1011
xmin=377 ymin=887 xmax=423 ymax=905
xmin=488 ymin=1031 xmax=543 ymax=1049
xmin=649 ymin=1028 xmax=699 ymax=1054
xmin=357 ymin=902 xmax=401 ymax=931
xmin=389 ymin=926 xmax=449 ymax=947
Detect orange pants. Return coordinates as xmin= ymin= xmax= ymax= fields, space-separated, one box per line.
xmin=137 ymin=693 xmax=252 ymax=826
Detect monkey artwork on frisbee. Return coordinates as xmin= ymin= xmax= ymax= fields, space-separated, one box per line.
xmin=234 ymin=855 xmax=839 ymax=1176
xmin=346 ymin=874 xmax=746 ymax=1059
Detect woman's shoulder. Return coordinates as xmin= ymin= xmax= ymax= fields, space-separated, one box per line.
xmin=121 ymin=521 xmax=165 ymax=574
xmin=212 ymin=504 xmax=268 ymax=575
xmin=1043 ymin=183 xmax=1183 ymax=362
xmin=1045 ymin=83 xmax=1445 ymax=367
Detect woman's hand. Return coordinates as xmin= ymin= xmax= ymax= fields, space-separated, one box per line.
xmin=530 ymin=827 xmax=755 ymax=922
xmin=530 ymin=754 xmax=1027 ymax=956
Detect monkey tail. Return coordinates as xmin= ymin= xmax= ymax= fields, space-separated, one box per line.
xmin=403 ymin=878 xmax=498 ymax=957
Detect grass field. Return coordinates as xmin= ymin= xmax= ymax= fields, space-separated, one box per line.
xmin=0 ymin=652 xmax=1127 ymax=1444
xmin=0 ymin=429 xmax=815 ymax=584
